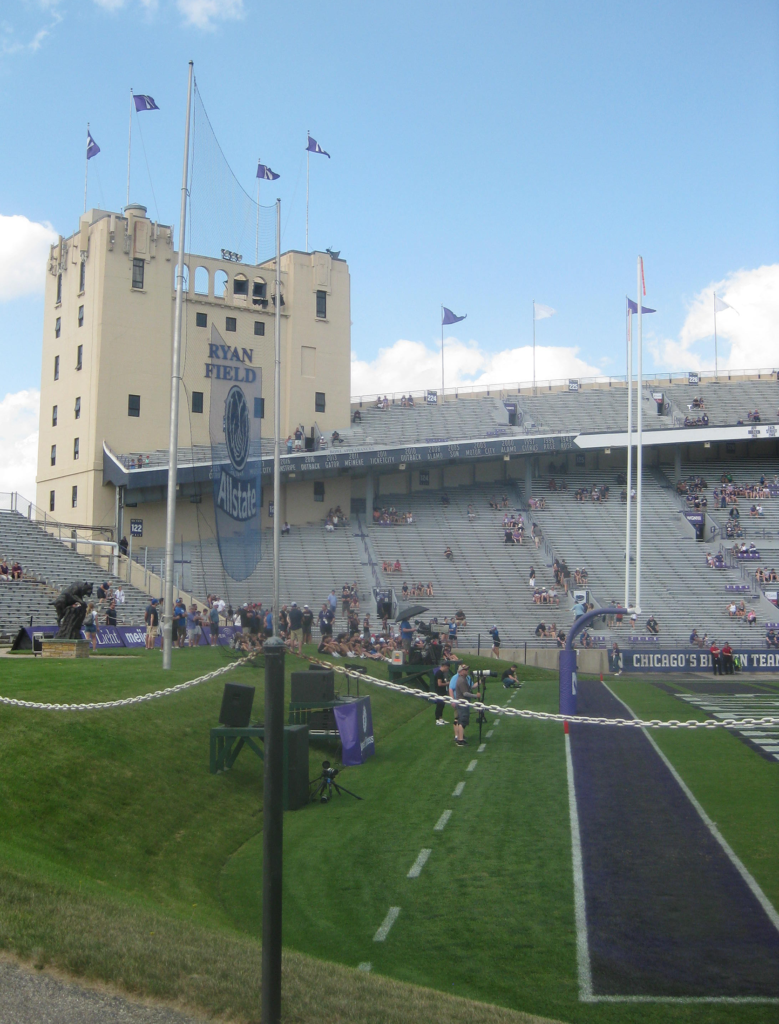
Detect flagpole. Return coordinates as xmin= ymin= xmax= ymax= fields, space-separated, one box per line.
xmin=624 ymin=299 xmax=633 ymax=611
xmin=162 ymin=59 xmax=194 ymax=671
xmin=127 ymin=90 xmax=133 ymax=208
xmin=256 ymin=158 xmax=260 ymax=264
xmin=635 ymin=257 xmax=643 ymax=614
xmin=305 ymin=131 xmax=310 ymax=253
xmin=273 ymin=198 xmax=282 ymax=636
xmin=84 ymin=123 xmax=90 ymax=214
xmin=713 ymin=292 xmax=718 ymax=380
xmin=441 ymin=307 xmax=445 ymax=406
xmin=532 ymin=301 xmax=536 ymax=395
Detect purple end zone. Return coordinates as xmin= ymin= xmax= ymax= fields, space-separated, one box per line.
xmin=569 ymin=679 xmax=779 ymax=997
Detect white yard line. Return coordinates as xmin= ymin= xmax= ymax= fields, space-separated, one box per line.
xmin=373 ymin=907 xmax=400 ymax=942
xmin=565 ymin=731 xmax=594 ymax=1002
xmin=584 ymin=995 xmax=779 ymax=1005
xmin=604 ymin=682 xmax=779 ymax=936
xmin=452 ymin=781 xmax=465 ymax=796
xmin=486 ymin=729 xmax=494 ymax=738
xmin=466 ymin=759 xmax=478 ymax=772
xmin=477 ymin=742 xmax=486 ymax=752
xmin=434 ymin=809 xmax=452 ymax=831
xmin=407 ymin=848 xmax=432 ymax=878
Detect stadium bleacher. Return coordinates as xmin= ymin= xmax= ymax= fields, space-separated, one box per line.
xmin=511 ymin=385 xmax=670 ymax=434
xmin=0 ymin=511 xmax=152 ymax=641
xmin=663 ymin=379 xmax=779 ymax=427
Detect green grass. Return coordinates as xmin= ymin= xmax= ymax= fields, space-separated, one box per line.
xmin=0 ymin=651 xmax=776 ymax=1023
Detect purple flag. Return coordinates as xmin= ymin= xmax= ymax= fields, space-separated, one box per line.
xmin=256 ymin=163 xmax=280 ymax=180
xmin=307 ymin=135 xmax=330 ymax=158
xmin=133 ymin=94 xmax=159 ymax=112
xmin=442 ymin=307 xmax=466 ymax=325
xmin=86 ymin=131 xmax=100 ymax=159
xmin=627 ymin=298 xmax=655 ymax=314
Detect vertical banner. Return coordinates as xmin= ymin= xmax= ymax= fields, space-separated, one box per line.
xmin=333 ymin=697 xmax=375 ymax=766
xmin=208 ymin=325 xmax=263 ymax=580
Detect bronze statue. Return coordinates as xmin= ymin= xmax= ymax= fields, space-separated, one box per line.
xmin=53 ymin=581 xmax=94 ymax=639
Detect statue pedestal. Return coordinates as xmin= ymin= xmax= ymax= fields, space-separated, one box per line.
xmin=41 ymin=639 xmax=90 ymax=659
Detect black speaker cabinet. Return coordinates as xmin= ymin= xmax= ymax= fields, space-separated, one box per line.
xmin=290 ymin=669 xmax=334 ymax=704
xmin=219 ymin=683 xmax=255 ymax=728
xmin=284 ymin=724 xmax=310 ymax=810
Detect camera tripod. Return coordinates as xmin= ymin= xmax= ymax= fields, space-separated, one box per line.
xmin=309 ymin=760 xmax=362 ymax=803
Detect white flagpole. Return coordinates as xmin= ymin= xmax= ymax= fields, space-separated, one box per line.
xmin=162 ymin=60 xmax=194 ymax=670
xmin=84 ymin=122 xmax=90 ymax=214
xmin=532 ymin=301 xmax=536 ymax=395
xmin=305 ymin=132 xmax=310 ymax=253
xmin=635 ymin=257 xmax=644 ymax=614
xmin=273 ymin=198 xmax=282 ymax=635
xmin=127 ymin=90 xmax=133 ymax=208
xmin=441 ymin=307 xmax=445 ymax=406
xmin=713 ymin=292 xmax=718 ymax=380
xmin=255 ymin=157 xmax=260 ymax=264
xmin=624 ymin=300 xmax=633 ymax=611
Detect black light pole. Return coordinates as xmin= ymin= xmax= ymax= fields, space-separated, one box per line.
xmin=262 ymin=636 xmax=286 ymax=1024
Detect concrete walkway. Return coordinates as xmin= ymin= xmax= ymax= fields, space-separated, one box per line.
xmin=0 ymin=958 xmax=209 ymax=1024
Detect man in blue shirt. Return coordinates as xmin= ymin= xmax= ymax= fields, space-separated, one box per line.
xmin=400 ymin=618 xmax=413 ymax=651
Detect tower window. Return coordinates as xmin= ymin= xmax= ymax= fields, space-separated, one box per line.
xmin=78 ymin=305 xmax=84 ymax=327
xmin=315 ymin=392 xmax=326 ymax=413
xmin=254 ymin=397 xmax=265 ymax=419
xmin=49 ymin=491 xmax=55 ymax=512
xmin=225 ymin=316 xmax=237 ymax=332
xmin=254 ymin=321 xmax=265 ymax=336
xmin=316 ymin=290 xmax=327 ymax=319
xmin=52 ymin=405 xmax=57 ymax=427
xmin=132 ymin=258 xmax=145 ymax=290
xmin=128 ymin=394 xmax=141 ymax=417
xmin=73 ymin=437 xmax=80 ymax=460
xmin=233 ymin=276 xmax=249 ymax=296
xmin=192 ymin=391 xmax=204 ymax=414
xmin=55 ymin=317 xmax=61 ymax=338
xmin=56 ymin=274 xmax=62 ymax=304
xmin=196 ymin=312 xmax=207 ymax=328
xmin=76 ymin=345 xmax=83 ymax=370
xmin=50 ymin=444 xmax=56 ymax=466
xmin=79 ymin=260 xmax=86 ymax=292
xmin=252 ymin=280 xmax=266 ymax=299
xmin=71 ymin=485 xmax=78 ymax=508
xmin=74 ymin=396 xmax=81 ymax=419
xmin=54 ymin=355 xmax=60 ymax=380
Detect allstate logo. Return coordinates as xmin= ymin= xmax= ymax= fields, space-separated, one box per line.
xmin=224 ymin=385 xmax=250 ymax=472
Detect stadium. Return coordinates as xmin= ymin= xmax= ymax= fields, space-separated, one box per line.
xmin=2 ymin=62 xmax=779 ymax=1024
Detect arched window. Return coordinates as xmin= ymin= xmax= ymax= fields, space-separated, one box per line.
xmin=253 ymin=278 xmax=267 ymax=302
xmin=233 ymin=273 xmax=249 ymax=297
xmin=194 ymin=266 xmax=209 ymax=295
xmin=214 ymin=270 xmax=228 ymax=299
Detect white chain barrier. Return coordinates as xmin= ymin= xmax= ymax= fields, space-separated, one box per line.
xmin=1 ymin=649 xmax=777 ymax=729
xmin=307 ymin=658 xmax=779 ymax=731
xmin=0 ymin=652 xmax=257 ymax=712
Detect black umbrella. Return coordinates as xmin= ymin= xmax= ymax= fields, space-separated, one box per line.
xmin=395 ymin=604 xmax=429 ymax=621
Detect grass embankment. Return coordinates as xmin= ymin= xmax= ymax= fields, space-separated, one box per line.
xmin=0 ymin=652 xmax=776 ymax=1024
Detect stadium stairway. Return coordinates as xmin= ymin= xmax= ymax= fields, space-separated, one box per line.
xmin=369 ymin=486 xmax=562 ymax=648
xmin=522 ymin=471 xmax=779 ymax=645
xmin=0 ymin=511 xmax=152 ymax=640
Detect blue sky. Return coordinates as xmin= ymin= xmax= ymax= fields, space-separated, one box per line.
xmin=1 ymin=0 xmax=777 ymax=402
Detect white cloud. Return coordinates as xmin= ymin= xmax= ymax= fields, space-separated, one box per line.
xmin=0 ymin=389 xmax=40 ymax=502
xmin=351 ymin=336 xmax=602 ymax=397
xmin=176 ymin=0 xmax=244 ymax=29
xmin=649 ymin=264 xmax=779 ymax=373
xmin=1 ymin=2 xmax=63 ymax=55
xmin=0 ymin=214 xmax=58 ymax=302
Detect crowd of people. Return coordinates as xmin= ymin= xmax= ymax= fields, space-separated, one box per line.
xmin=373 ymin=506 xmax=413 ymax=525
xmin=324 ymin=506 xmax=349 ymax=531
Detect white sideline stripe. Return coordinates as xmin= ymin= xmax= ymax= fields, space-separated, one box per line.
xmin=373 ymin=907 xmax=400 ymax=942
xmin=583 ymin=995 xmax=779 ymax=1004
xmin=486 ymin=730 xmax=494 ymax=738
xmin=478 ymin=742 xmax=487 ymax=752
xmin=452 ymin=781 xmax=465 ymax=796
xmin=407 ymin=848 xmax=432 ymax=878
xmin=493 ymin=718 xmax=500 ymax=726
xmin=434 ymin=809 xmax=452 ymax=831
xmin=357 ymin=962 xmax=372 ymax=972
xmin=565 ymin=731 xmax=594 ymax=1001
xmin=466 ymin=759 xmax=478 ymax=772
xmin=603 ymin=682 xmax=779 ymax=937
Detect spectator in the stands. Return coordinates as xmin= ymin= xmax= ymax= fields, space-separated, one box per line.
xmin=689 ymin=629 xmax=705 ymax=647
xmin=119 ymin=536 xmax=128 ymax=556
xmin=646 ymin=614 xmax=660 ymax=635
xmin=0 ymin=558 xmax=9 ymax=580
xmin=535 ymin=622 xmax=547 ymax=638
xmin=528 ymin=567 xmax=536 ymax=588
xmin=281 ymin=521 xmax=291 ymax=535
xmin=444 ymin=546 xmax=454 ymax=560
xmin=747 ymin=609 xmax=757 ymax=625
xmin=571 ymin=599 xmax=586 ymax=620
xmin=727 ymin=601 xmax=737 ymax=618
xmin=766 ymin=629 xmax=779 ymax=649
xmin=426 ymin=582 xmax=434 ymax=596
xmin=352 ymin=409 xmax=361 ymax=423
xmin=96 ymin=581 xmax=110 ymax=602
